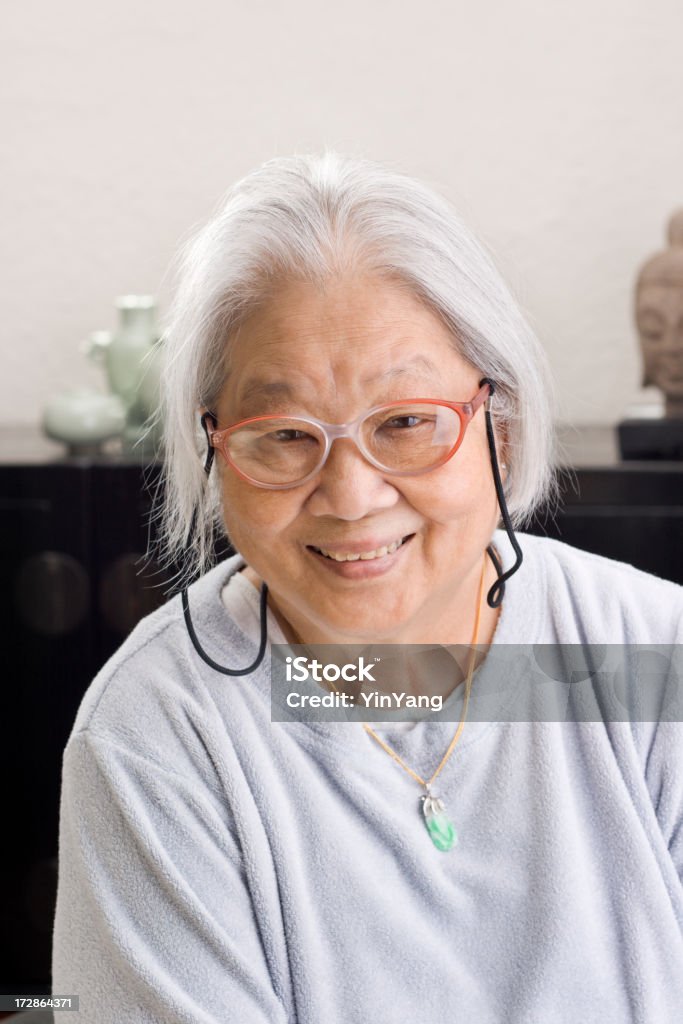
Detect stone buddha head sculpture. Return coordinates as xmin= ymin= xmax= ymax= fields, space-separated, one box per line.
xmin=635 ymin=209 xmax=683 ymax=418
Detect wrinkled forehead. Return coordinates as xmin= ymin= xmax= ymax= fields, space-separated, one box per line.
xmin=217 ymin=275 xmax=477 ymax=417
xmin=236 ymin=353 xmax=442 ymax=406
xmin=222 ymin=346 xmax=473 ymax=422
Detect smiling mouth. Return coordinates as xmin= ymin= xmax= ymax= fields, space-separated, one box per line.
xmin=308 ymin=534 xmax=414 ymax=562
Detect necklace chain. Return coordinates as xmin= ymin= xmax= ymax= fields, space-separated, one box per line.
xmin=361 ymin=553 xmax=486 ymax=789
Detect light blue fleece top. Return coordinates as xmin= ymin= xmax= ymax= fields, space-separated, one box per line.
xmin=52 ymin=530 xmax=683 ymax=1023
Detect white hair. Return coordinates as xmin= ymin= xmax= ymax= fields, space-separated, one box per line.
xmin=155 ymin=152 xmax=560 ymax=587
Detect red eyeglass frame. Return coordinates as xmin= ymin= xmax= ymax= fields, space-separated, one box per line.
xmin=205 ymin=380 xmax=492 ymax=490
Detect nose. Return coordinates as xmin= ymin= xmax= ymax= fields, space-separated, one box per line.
xmin=305 ymin=438 xmax=399 ymax=520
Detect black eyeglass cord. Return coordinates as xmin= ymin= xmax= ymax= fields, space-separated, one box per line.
xmin=478 ymin=377 xmax=524 ymax=608
xmin=182 ymin=380 xmax=523 ymax=672
xmin=183 ymin=408 xmax=268 ymax=675
xmin=200 ymin=411 xmax=216 ymax=475
xmin=182 ymin=578 xmax=269 ymax=676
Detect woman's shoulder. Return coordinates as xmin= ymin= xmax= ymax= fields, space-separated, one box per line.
xmin=66 ymin=554 xmax=255 ymax=762
xmin=497 ymin=530 xmax=683 ymax=644
xmin=520 ymin=529 xmax=682 ymax=589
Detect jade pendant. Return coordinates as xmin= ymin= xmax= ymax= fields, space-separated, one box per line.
xmin=421 ymin=791 xmax=458 ymax=851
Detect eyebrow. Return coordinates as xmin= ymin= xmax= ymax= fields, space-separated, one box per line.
xmin=237 ymin=355 xmax=441 ymax=409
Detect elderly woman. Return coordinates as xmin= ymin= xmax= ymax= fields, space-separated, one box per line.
xmin=52 ymin=154 xmax=683 ymax=1023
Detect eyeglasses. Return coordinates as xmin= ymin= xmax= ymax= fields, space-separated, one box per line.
xmin=206 ymin=381 xmax=492 ymax=490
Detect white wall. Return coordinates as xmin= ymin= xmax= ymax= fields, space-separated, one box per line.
xmin=2 ymin=0 xmax=682 ymax=426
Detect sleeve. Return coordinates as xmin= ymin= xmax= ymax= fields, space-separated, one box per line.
xmin=52 ymin=729 xmax=290 ymax=1024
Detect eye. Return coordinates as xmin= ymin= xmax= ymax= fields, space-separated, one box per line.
xmin=268 ymin=429 xmax=314 ymax=442
xmin=382 ymin=415 xmax=425 ymax=429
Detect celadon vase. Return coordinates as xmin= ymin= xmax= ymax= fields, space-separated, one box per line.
xmin=42 ymin=389 xmax=126 ymax=455
xmin=105 ymin=295 xmax=163 ymax=455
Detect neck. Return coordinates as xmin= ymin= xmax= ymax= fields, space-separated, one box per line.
xmin=242 ymin=547 xmax=502 ymax=649
xmin=261 ymin=551 xmax=496 ymax=704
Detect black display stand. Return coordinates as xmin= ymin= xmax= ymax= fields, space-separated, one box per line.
xmin=618 ymin=418 xmax=683 ymax=461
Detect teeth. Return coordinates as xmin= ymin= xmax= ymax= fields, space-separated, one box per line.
xmin=315 ymin=537 xmax=405 ymax=561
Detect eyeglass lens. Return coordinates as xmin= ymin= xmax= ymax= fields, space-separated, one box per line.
xmin=225 ymin=404 xmax=464 ymax=484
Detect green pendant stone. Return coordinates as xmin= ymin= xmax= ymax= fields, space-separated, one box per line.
xmin=424 ymin=811 xmax=458 ymax=851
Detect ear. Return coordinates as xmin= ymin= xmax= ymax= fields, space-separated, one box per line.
xmin=199 ymin=407 xmax=217 ymax=430
xmin=198 ymin=408 xmax=218 ymax=476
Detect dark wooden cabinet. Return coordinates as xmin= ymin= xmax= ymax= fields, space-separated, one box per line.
xmin=0 ymin=433 xmax=171 ymax=991
xmin=0 ymin=425 xmax=681 ymax=990
xmin=527 ymin=426 xmax=683 ymax=584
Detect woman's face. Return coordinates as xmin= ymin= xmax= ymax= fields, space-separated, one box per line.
xmin=213 ymin=273 xmax=503 ymax=642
